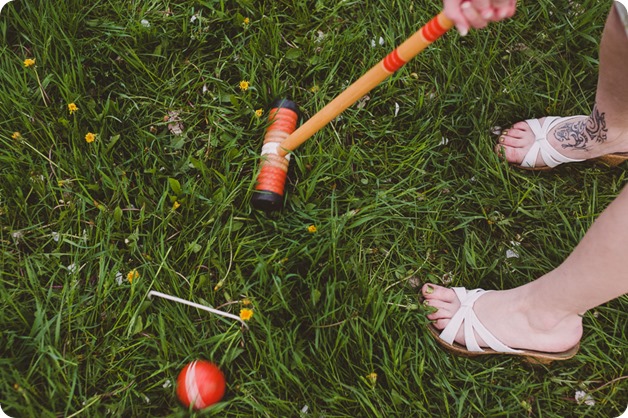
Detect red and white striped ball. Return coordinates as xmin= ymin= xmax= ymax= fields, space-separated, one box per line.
xmin=176 ymin=360 xmax=226 ymax=410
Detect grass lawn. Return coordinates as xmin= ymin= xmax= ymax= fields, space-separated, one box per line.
xmin=1 ymin=0 xmax=626 ymax=416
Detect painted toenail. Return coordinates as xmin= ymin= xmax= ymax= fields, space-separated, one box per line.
xmin=425 ymin=284 xmax=434 ymax=294
xmin=499 ymin=136 xmax=505 ymax=142
xmin=423 ymin=299 xmax=430 ymax=306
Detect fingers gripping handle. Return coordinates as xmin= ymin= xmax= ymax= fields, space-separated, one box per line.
xmin=251 ymin=99 xmax=299 ymax=211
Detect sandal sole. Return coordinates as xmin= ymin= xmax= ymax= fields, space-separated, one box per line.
xmin=427 ymin=324 xmax=580 ymax=365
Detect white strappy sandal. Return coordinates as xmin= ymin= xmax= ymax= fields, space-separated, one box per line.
xmin=426 ymin=287 xmax=579 ymax=364
xmin=505 ymin=116 xmax=628 ymax=171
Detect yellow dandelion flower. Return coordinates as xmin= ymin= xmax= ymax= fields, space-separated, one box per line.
xmin=239 ymin=308 xmax=254 ymax=321
xmin=85 ymin=132 xmax=96 ymax=143
xmin=255 ymin=108 xmax=263 ymax=118
xmin=310 ymin=85 xmax=320 ymax=93
xmin=172 ymin=201 xmax=181 ymax=210
xmin=12 ymin=132 xmax=21 ymax=140
xmin=241 ymin=297 xmax=252 ymax=306
xmin=68 ymin=103 xmax=79 ymax=115
xmin=307 ymin=225 xmax=317 ymax=233
xmin=23 ymin=58 xmax=36 ymax=68
xmin=239 ymin=80 xmax=250 ymax=91
xmin=366 ymin=372 xmax=378 ymax=385
xmin=127 ymin=269 xmax=140 ymax=283
xmin=243 ymin=17 xmax=250 ymax=25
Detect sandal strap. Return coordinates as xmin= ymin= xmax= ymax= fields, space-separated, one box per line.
xmin=439 ymin=287 xmax=523 ymax=353
xmin=521 ymin=117 xmax=586 ymax=168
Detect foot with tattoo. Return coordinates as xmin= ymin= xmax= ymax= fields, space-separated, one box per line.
xmin=496 ymin=106 xmax=628 ymax=170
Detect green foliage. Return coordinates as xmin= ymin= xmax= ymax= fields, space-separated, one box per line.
xmin=0 ymin=0 xmax=626 ymax=416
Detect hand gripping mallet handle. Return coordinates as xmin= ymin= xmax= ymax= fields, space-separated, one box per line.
xmin=251 ymin=12 xmax=453 ymax=211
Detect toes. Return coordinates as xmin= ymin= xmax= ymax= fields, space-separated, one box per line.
xmin=510 ymin=121 xmax=532 ymax=134
xmin=498 ymin=122 xmax=531 ymax=144
xmin=424 ymin=299 xmax=454 ymax=320
xmin=421 ymin=283 xmax=457 ymax=302
xmin=493 ymin=120 xmax=537 ymax=165
xmin=494 ymin=143 xmax=528 ymax=165
xmin=432 ymin=318 xmax=450 ymax=331
xmin=498 ymin=135 xmax=523 ymax=147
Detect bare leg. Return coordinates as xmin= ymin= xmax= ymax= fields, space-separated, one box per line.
xmin=423 ymin=5 xmax=628 ymax=352
xmin=497 ymin=4 xmax=628 ymax=168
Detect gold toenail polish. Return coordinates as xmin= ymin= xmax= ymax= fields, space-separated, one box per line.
xmin=423 ymin=299 xmax=430 ymax=306
xmin=425 ymin=284 xmax=434 ymax=294
xmin=499 ymin=136 xmax=505 ymax=143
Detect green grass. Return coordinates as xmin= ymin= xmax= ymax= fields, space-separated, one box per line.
xmin=1 ymin=0 xmax=627 ymax=416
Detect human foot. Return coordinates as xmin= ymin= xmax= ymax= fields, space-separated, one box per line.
xmin=421 ymin=283 xmax=583 ymax=357
xmin=495 ymin=107 xmax=628 ymax=170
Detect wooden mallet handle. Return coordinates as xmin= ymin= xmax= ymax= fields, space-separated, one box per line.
xmin=277 ymin=12 xmax=453 ymax=156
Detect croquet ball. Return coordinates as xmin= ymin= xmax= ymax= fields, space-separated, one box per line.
xmin=176 ymin=360 xmax=226 ymax=410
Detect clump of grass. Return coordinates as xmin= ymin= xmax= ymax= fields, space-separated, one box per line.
xmin=1 ymin=0 xmax=626 ymax=416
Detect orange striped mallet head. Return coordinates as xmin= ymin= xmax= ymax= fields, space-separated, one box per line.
xmin=250 ymin=99 xmax=300 ymax=211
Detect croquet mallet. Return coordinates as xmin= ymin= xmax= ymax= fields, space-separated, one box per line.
xmin=251 ymin=12 xmax=454 ymax=211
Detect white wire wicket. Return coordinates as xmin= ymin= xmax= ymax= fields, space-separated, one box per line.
xmin=147 ymin=290 xmax=249 ymax=330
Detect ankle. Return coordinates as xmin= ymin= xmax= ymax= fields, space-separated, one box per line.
xmin=515 ymin=287 xmax=581 ymax=333
xmin=585 ymin=105 xmax=628 ymax=153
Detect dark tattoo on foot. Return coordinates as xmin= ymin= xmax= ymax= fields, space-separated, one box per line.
xmin=554 ymin=106 xmax=608 ymax=151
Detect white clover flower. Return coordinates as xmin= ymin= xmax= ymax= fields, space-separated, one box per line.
xmin=574 ymin=390 xmax=595 ymax=406
xmin=506 ymin=241 xmax=521 ymax=259
xmin=370 ymin=36 xmax=384 ymax=47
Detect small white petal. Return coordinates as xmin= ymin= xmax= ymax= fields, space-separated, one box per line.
xmin=506 ymin=249 xmax=519 ymax=259
xmin=575 ymin=390 xmax=595 ymax=406
xmin=506 ymin=241 xmax=521 ymax=258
